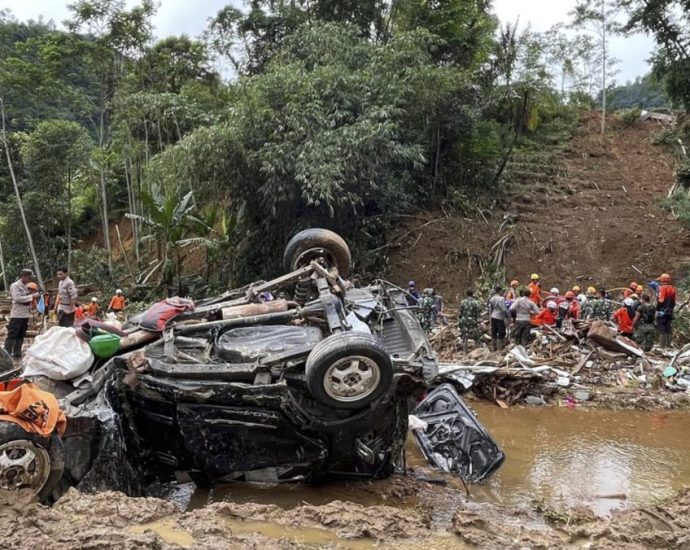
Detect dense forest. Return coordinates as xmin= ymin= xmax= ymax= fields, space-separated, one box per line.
xmin=0 ymin=0 xmax=688 ymax=294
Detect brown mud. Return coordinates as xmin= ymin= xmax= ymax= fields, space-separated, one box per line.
xmin=3 ymin=482 xmax=690 ymax=549
xmin=384 ymin=113 xmax=690 ymax=302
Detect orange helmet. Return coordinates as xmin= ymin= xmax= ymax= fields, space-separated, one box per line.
xmin=510 ymin=279 xmax=519 ymax=286
xmin=629 ymin=282 xmax=638 ymax=290
xmin=623 ymin=289 xmax=632 ymax=297
xmin=659 ymin=273 xmax=671 ymax=283
xmin=26 ymin=282 xmax=38 ymax=290
xmin=565 ymin=291 xmax=575 ymax=299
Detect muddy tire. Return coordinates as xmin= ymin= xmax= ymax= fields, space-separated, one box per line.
xmin=0 ymin=422 xmax=65 ymax=502
xmin=305 ymin=333 xmax=393 ymax=410
xmin=283 ymin=228 xmax=351 ymax=278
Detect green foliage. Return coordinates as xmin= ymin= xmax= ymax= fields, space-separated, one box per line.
xmin=615 ymin=107 xmax=642 ymax=126
xmin=607 ymin=74 xmax=668 ymax=110
xmin=676 ymin=161 xmax=690 ymax=186
xmin=660 ymin=193 xmax=690 ymax=227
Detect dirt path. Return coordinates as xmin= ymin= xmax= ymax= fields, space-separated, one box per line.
xmin=385 ymin=113 xmax=690 ymax=302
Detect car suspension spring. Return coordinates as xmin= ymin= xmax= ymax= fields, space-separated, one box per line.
xmin=294 ymin=279 xmax=312 ymax=305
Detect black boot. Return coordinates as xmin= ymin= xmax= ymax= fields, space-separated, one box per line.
xmin=496 ymin=337 xmax=504 ymax=351
xmin=12 ymin=337 xmax=24 ymax=358
xmin=4 ymin=339 xmax=15 ymax=357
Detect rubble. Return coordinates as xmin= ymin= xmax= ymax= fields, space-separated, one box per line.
xmin=430 ymin=321 xmax=690 ymax=410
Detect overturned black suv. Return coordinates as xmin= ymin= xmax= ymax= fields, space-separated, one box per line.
xmin=0 ymin=229 xmax=503 ymax=500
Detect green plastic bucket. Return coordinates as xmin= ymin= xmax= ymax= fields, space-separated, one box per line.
xmin=89 ymin=333 xmax=121 ymax=359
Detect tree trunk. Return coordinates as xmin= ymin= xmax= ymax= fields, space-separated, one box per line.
xmin=600 ymin=0 xmax=607 ymax=136
xmin=98 ymin=109 xmax=112 ymax=272
xmin=0 ymin=98 xmax=45 ymax=289
xmin=67 ymin=166 xmax=72 ymax=273
xmin=0 ymin=237 xmax=7 ymax=293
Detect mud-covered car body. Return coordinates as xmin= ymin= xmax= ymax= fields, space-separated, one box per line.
xmin=122 ymin=280 xmax=436 ymax=483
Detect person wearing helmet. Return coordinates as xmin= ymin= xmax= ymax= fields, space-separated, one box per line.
xmin=655 ymin=273 xmax=676 ymax=348
xmin=504 ymin=280 xmax=520 ymax=303
xmin=633 ymin=294 xmax=658 ymax=352
xmin=86 ymin=296 xmax=101 ymax=319
xmin=549 ymin=287 xmax=560 ymax=297
xmin=416 ymin=288 xmax=436 ymax=332
xmin=532 ymin=300 xmax=557 ymax=327
xmin=488 ymin=285 xmax=510 ymax=351
xmin=406 ymin=280 xmax=421 ymax=306
xmin=108 ymin=289 xmax=128 ymax=313
xmin=527 ymin=274 xmax=542 ymax=307
xmin=613 ymin=297 xmax=635 ymax=338
xmin=4 ymin=268 xmax=40 ymax=358
xmin=556 ymin=291 xmax=580 ymax=328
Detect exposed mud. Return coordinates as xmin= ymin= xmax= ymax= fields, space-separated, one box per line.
xmin=4 ymin=484 xmax=690 ymax=549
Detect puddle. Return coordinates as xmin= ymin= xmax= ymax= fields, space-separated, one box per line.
xmin=130 ymin=520 xmax=195 ymax=546
xmin=188 ymin=405 xmax=690 ymax=520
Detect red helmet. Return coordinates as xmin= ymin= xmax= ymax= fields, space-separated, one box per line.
xmin=565 ymin=291 xmax=575 ymax=299
xmin=629 ymin=281 xmax=638 ymax=291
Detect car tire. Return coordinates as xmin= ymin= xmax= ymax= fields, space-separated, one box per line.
xmin=283 ymin=228 xmax=352 ymax=278
xmin=0 ymin=421 xmax=65 ymax=502
xmin=305 ymin=333 xmax=393 ymax=410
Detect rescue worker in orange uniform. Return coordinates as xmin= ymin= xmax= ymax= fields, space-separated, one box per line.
xmin=532 ymin=300 xmax=557 ymax=326
xmin=86 ymin=297 xmax=101 ymax=319
xmin=108 ymin=289 xmax=127 ymax=313
xmin=556 ymin=291 xmax=579 ymax=328
xmin=613 ymin=297 xmax=635 ymax=338
xmin=653 ymin=273 xmax=676 ymax=348
xmin=527 ymin=273 xmax=542 ymax=307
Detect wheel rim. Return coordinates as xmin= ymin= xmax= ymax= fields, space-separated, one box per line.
xmin=323 ymin=355 xmax=381 ymax=402
xmin=294 ymin=247 xmax=337 ymax=270
xmin=0 ymin=439 xmax=51 ymax=493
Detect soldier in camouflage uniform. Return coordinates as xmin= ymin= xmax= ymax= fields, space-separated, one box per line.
xmin=588 ymin=288 xmax=612 ymax=321
xmin=458 ymin=290 xmax=481 ymax=348
xmin=416 ymin=288 xmax=436 ymax=332
xmin=633 ymin=294 xmax=657 ymax=352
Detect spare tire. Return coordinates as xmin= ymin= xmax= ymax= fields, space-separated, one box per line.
xmin=305 ymin=332 xmax=393 ymax=410
xmin=0 ymin=421 xmax=65 ymax=502
xmin=283 ymin=228 xmax=351 ymax=278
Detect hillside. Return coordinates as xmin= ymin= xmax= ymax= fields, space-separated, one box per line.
xmin=384 ymin=113 xmax=690 ymax=302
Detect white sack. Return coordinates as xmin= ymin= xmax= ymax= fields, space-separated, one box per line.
xmin=22 ymin=327 xmax=94 ymax=381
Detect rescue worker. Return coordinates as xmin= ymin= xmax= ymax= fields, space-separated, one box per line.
xmin=504 ymin=280 xmax=520 ymax=304
xmin=556 ymin=291 xmax=579 ymax=328
xmin=458 ymin=290 xmax=481 ymax=348
xmin=4 ymin=269 xmax=40 ymax=359
xmin=86 ymin=297 xmax=101 ymax=319
xmin=589 ymin=288 xmax=612 ymax=321
xmin=527 ymin=274 xmax=541 ymax=306
xmin=613 ymin=298 xmax=635 ymax=338
xmin=433 ymin=289 xmax=447 ymax=325
xmin=417 ymin=288 xmax=436 ymax=332
xmin=55 ymin=267 xmax=78 ymax=327
xmin=573 ymin=285 xmax=585 ymax=304
xmin=488 ymin=285 xmax=510 ymax=351
xmin=26 ymin=282 xmax=40 ymax=310
xmin=406 ymin=280 xmax=421 ymax=306
xmin=654 ymin=273 xmax=676 ymax=348
xmin=510 ymin=288 xmax=539 ymax=347
xmin=633 ymin=294 xmax=657 ymax=352
xmin=108 ymin=289 xmax=127 ymax=313
xmin=532 ymin=300 xmax=557 ymax=327
xmin=580 ymin=286 xmax=597 ymax=319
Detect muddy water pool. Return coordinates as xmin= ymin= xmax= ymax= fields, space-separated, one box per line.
xmin=187 ymin=404 xmax=690 ymax=519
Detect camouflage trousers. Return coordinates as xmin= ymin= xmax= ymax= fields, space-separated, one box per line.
xmin=417 ymin=313 xmax=433 ymax=332
xmin=458 ymin=322 xmax=481 ymax=342
xmin=635 ymin=323 xmax=657 ymax=352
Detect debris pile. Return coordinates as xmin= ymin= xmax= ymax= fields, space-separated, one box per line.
xmin=431 ymin=321 xmax=690 ymax=409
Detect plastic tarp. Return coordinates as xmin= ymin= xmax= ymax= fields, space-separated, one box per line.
xmin=23 ymin=327 xmax=94 ymax=381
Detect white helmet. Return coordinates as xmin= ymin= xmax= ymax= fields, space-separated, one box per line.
xmin=91 ymin=297 xmax=98 ymax=302
xmin=546 ymin=300 xmax=557 ymax=310
xmin=116 ymin=288 xmax=123 ymax=294
xmin=550 ymin=288 xmax=560 ymax=295
xmin=623 ymin=297 xmax=634 ymax=306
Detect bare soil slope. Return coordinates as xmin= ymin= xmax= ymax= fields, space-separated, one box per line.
xmin=385 ymin=113 xmax=690 ymax=301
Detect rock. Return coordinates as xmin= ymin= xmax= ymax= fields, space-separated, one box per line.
xmin=525 ymin=395 xmax=546 ymax=406
xmin=574 ymin=390 xmax=591 ymax=401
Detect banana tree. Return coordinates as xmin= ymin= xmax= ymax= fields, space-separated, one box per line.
xmin=126 ymin=187 xmax=201 ymax=286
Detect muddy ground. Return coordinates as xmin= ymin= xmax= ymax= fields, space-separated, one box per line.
xmin=3 ymin=477 xmax=690 ymax=549
xmin=384 ymin=113 xmax=690 ymax=303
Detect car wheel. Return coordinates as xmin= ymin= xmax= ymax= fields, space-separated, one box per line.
xmin=0 ymin=421 xmax=65 ymax=502
xmin=283 ymin=228 xmax=352 ymax=278
xmin=305 ymin=333 xmax=393 ymax=410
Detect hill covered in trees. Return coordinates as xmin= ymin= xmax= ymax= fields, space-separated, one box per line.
xmin=0 ymin=0 xmax=688 ymax=294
